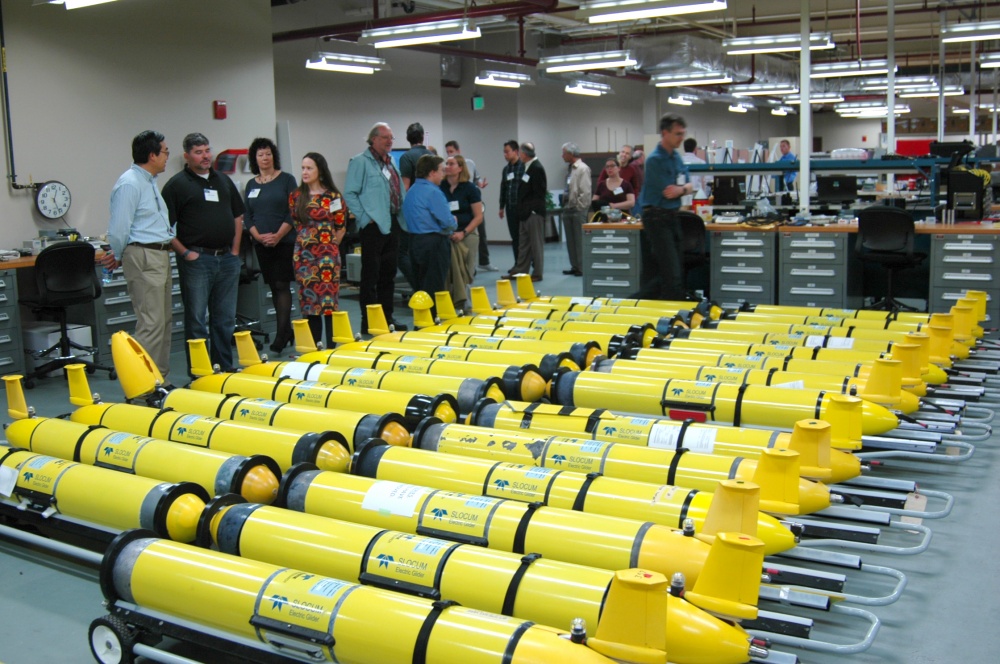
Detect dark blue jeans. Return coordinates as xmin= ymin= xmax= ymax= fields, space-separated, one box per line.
xmin=178 ymin=252 xmax=240 ymax=374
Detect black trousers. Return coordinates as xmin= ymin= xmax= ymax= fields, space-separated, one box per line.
xmin=636 ymin=207 xmax=685 ymax=301
xmin=359 ymin=216 xmax=400 ymax=330
xmin=409 ymin=232 xmax=451 ymax=305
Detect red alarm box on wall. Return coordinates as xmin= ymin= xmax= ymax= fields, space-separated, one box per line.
xmin=213 ymin=100 xmax=227 ymax=120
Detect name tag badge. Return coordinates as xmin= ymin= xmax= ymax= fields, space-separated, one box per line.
xmin=676 ymin=174 xmax=687 ymax=186
xmin=566 ymin=176 xmax=572 ymax=186
xmin=330 ymin=197 xmax=343 ymax=212
xmin=613 ymin=187 xmax=624 ymax=195
xmin=449 ymin=200 xmax=460 ymax=211
xmin=382 ymin=166 xmax=392 ymax=180
xmin=506 ymin=172 xmax=514 ymax=181
xmin=522 ymin=173 xmax=530 ymax=183
xmin=248 ymin=189 xmax=261 ymax=199
xmin=204 ymin=189 xmax=220 ymax=202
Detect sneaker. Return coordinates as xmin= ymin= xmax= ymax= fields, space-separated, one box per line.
xmin=479 ymin=263 xmax=500 ymax=272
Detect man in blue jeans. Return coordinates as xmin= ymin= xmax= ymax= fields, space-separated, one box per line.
xmin=163 ymin=132 xmax=244 ymax=374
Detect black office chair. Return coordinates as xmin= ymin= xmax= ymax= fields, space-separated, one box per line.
xmin=678 ymin=211 xmax=709 ymax=299
xmin=19 ymin=242 xmax=114 ymax=388
xmin=855 ymin=205 xmax=927 ymax=312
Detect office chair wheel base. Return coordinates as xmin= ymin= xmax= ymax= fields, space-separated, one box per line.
xmin=24 ymin=379 xmax=35 ymax=390
xmin=109 ymin=370 xmax=117 ymax=381
xmin=86 ymin=365 xmax=96 ymax=374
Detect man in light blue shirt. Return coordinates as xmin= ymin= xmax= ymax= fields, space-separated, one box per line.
xmin=106 ymin=130 xmax=174 ymax=379
xmin=402 ymin=154 xmax=457 ymax=308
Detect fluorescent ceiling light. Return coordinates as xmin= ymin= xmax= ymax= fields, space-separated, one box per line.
xmin=667 ymin=94 xmax=695 ymax=105
xmin=578 ymin=0 xmax=727 ymax=24
xmin=651 ymin=70 xmax=732 ymax=87
xmin=723 ymin=32 xmax=834 ymax=55
xmin=860 ymin=75 xmax=936 ymax=90
xmin=359 ymin=18 xmax=483 ymax=48
xmin=63 ymin=0 xmax=118 ymax=8
xmin=474 ymin=70 xmax=533 ymax=88
xmin=942 ymin=20 xmax=1000 ymax=43
xmin=566 ymin=80 xmax=613 ymax=96
xmin=728 ymin=103 xmax=752 ymax=113
xmin=811 ymin=59 xmax=895 ymax=79
xmin=899 ymin=85 xmax=965 ymax=98
xmin=771 ymin=106 xmax=796 ymax=116
xmin=539 ymin=49 xmax=636 ymax=73
xmin=837 ymin=102 xmax=910 ymax=117
xmin=980 ymin=52 xmax=1000 ymax=68
xmin=729 ymin=83 xmax=799 ymax=97
xmin=305 ymin=52 xmax=388 ymax=74
xmin=953 ymin=107 xmax=971 ymax=114
xmin=783 ymin=92 xmax=845 ymax=104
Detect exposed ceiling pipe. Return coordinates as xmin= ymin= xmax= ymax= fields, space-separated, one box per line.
xmin=518 ymin=15 xmax=526 ymax=59
xmin=273 ymin=0 xmax=557 ymax=43
xmin=855 ymin=0 xmax=861 ymax=59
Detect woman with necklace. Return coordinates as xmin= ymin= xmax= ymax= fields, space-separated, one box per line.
xmin=592 ymin=157 xmax=635 ymax=212
xmin=289 ymin=152 xmax=346 ymax=349
xmin=440 ymin=154 xmax=483 ymax=313
xmin=244 ymin=137 xmax=297 ymax=354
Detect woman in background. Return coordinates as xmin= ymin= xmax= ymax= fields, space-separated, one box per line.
xmin=440 ymin=154 xmax=483 ymax=313
xmin=244 ymin=137 xmax=297 ymax=354
xmin=289 ymin=152 xmax=346 ymax=349
xmin=592 ymin=157 xmax=635 ymax=212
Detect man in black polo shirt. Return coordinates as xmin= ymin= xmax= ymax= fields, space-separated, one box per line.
xmin=163 ymin=132 xmax=244 ymax=373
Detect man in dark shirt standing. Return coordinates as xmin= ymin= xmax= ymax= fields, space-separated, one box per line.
xmin=498 ymin=139 xmax=524 ymax=266
xmin=504 ymin=141 xmax=547 ymax=282
xmin=635 ymin=114 xmax=692 ymax=301
xmin=163 ymin=132 xmax=244 ymax=373
xmin=399 ymin=122 xmax=430 ymax=190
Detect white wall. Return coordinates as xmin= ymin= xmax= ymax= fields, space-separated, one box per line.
xmin=1 ymin=0 xmax=275 ymax=244
xmin=656 ymin=95 xmax=797 ymax=153
xmin=812 ymin=113 xmax=882 ymax=151
xmin=273 ymin=40 xmax=443 ymax=188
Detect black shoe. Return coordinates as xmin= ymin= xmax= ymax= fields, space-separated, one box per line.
xmin=572 ymin=269 xmax=583 ymax=276
xmin=269 ymin=339 xmax=289 ymax=355
xmin=389 ymin=320 xmax=409 ymax=331
xmin=562 ymin=269 xmax=576 ymax=275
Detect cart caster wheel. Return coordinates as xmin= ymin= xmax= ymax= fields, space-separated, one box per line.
xmin=86 ymin=365 xmax=97 ymax=374
xmin=109 ymin=370 xmax=117 ymax=380
xmin=24 ymin=379 xmax=35 ymax=390
xmin=89 ymin=615 xmax=137 ymax=664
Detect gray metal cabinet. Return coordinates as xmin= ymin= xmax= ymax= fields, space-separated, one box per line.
xmin=582 ymin=225 xmax=640 ymax=298
xmin=929 ymin=233 xmax=1000 ymax=322
xmin=778 ymin=231 xmax=863 ymax=309
xmin=709 ymin=230 xmax=776 ymax=309
xmin=0 ymin=270 xmax=24 ymax=376
xmin=90 ymin=258 xmax=183 ymax=366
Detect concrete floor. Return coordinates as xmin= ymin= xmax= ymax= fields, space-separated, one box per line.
xmin=1 ymin=241 xmax=998 ymax=664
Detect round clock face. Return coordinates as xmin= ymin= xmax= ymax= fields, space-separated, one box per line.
xmin=36 ymin=181 xmax=72 ymax=219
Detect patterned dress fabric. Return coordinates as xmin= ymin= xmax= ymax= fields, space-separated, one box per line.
xmin=290 ymin=190 xmax=346 ymax=315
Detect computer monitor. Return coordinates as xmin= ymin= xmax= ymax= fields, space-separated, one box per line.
xmin=816 ymin=175 xmax=858 ymax=207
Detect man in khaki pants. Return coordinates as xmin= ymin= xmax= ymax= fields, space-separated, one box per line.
xmin=560 ymin=142 xmax=591 ymax=276
xmin=105 ymin=130 xmax=175 ymax=382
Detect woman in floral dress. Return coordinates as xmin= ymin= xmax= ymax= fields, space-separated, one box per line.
xmin=289 ymin=152 xmax=346 ymax=348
